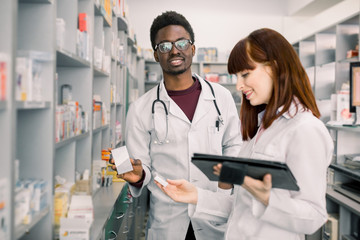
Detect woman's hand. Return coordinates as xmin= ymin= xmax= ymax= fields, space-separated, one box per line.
xmin=111 ymin=158 xmax=144 ymax=183
xmin=242 ymin=174 xmax=272 ymax=206
xmin=155 ymin=179 xmax=198 ymax=205
xmin=214 ymin=163 xmax=233 ymax=189
xmin=213 ymin=163 xmax=222 ymax=176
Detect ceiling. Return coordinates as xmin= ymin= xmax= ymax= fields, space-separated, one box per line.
xmin=288 ymin=0 xmax=344 ymax=16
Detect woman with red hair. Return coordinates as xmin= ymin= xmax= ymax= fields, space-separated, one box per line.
xmin=156 ymin=28 xmax=334 ymax=240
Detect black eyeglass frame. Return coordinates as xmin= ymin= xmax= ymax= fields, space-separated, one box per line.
xmin=154 ymin=39 xmax=193 ymax=53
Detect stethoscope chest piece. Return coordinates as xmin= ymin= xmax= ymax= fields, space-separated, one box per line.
xmin=153 ymin=139 xmax=170 ymax=145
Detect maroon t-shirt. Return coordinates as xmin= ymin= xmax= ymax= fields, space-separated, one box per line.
xmin=167 ymin=77 xmax=201 ymax=122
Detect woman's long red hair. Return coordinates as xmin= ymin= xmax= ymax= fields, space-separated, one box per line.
xmin=228 ymin=28 xmax=320 ymax=141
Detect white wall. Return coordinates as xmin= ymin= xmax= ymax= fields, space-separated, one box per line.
xmin=126 ymin=0 xmax=286 ymax=57
xmin=126 ymin=0 xmax=360 ymax=56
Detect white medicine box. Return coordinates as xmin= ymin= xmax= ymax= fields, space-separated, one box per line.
xmin=59 ymin=217 xmax=91 ymax=240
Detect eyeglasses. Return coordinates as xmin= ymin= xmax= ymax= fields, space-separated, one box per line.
xmin=154 ymin=39 xmax=193 ymax=53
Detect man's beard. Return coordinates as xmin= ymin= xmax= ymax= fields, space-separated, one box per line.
xmin=164 ymin=61 xmax=191 ymax=75
xmin=164 ymin=68 xmax=187 ymax=75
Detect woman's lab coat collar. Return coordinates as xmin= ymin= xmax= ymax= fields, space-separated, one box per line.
xmin=258 ymin=97 xmax=306 ymax=125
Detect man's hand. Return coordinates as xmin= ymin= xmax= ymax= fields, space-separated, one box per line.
xmin=111 ymin=158 xmax=144 ymax=183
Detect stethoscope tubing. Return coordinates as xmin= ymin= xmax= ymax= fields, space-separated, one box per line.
xmin=151 ymin=77 xmax=222 ymax=144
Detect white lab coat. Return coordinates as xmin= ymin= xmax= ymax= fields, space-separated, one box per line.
xmin=190 ymin=100 xmax=334 ymax=240
xmin=125 ymin=74 xmax=242 ymax=240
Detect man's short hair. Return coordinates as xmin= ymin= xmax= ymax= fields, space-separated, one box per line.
xmin=150 ymin=11 xmax=195 ymax=51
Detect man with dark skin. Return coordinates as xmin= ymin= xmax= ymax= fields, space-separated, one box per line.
xmin=111 ymin=11 xmax=241 ymax=240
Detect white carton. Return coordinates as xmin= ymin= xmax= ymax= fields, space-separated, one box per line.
xmin=111 ymin=146 xmax=133 ymax=175
xmin=60 ymin=217 xmax=91 ymax=240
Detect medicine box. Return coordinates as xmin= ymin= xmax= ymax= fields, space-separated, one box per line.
xmin=60 ymin=217 xmax=91 ymax=240
xmin=67 ymin=195 xmax=93 ymax=223
xmin=78 ymin=13 xmax=88 ymax=32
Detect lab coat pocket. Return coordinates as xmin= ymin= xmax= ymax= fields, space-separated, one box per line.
xmin=207 ymin=126 xmax=222 ymax=154
xmin=251 ymin=144 xmax=278 ymax=161
xmin=251 ymin=151 xmax=275 ymax=161
xmin=209 ymin=220 xmax=227 ymax=227
xmin=251 ymin=142 xmax=285 ymax=162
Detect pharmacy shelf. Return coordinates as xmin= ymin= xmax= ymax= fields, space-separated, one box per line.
xmin=93 ymin=66 xmax=110 ymax=77
xmin=56 ymin=48 xmax=91 ymax=68
xmin=2 ymin=0 xmax=146 ymax=239
xmin=326 ymin=124 xmax=360 ymax=133
xmin=0 ymin=101 xmax=6 ymax=110
xmin=327 ymin=188 xmax=360 ymax=216
xmin=221 ymin=82 xmax=237 ymax=86
xmin=55 ymin=131 xmax=90 ymax=149
xmin=91 ymin=182 xmax=126 ymax=240
xmin=329 ymin=164 xmax=360 ymax=181
xmin=19 ymin=0 xmax=53 ymax=3
xmin=94 ymin=3 xmax=111 ymax=27
xmin=93 ymin=124 xmax=110 ymax=134
xmin=14 ymin=206 xmax=50 ymax=239
xmin=127 ymin=37 xmax=135 ymax=48
xmin=15 ymin=101 xmax=51 ymax=110
xmin=144 ymin=81 xmax=160 ymax=85
xmin=94 ymin=4 xmax=103 ymax=17
xmin=338 ymin=56 xmax=359 ymax=63
xmin=202 ymin=61 xmax=228 ymax=65
xmin=117 ymin=15 xmax=128 ymax=32
xmin=293 ymin=13 xmax=360 ymax=240
xmin=115 ymin=140 xmax=123 ymax=147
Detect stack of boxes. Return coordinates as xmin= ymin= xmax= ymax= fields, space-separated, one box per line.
xmin=101 ymin=149 xmax=123 ymax=184
xmin=15 ymin=51 xmax=51 ymax=102
xmin=59 ymin=195 xmax=93 ymax=240
xmin=54 ymin=182 xmax=75 ymax=239
xmin=14 ymin=179 xmax=48 ymax=226
xmin=77 ymin=13 xmax=91 ymax=62
xmin=55 ymin=101 xmax=88 ymax=143
xmin=197 ymin=47 xmax=218 ymax=62
xmin=56 ymin=18 xmax=66 ymax=49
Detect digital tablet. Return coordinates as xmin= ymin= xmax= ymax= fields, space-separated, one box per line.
xmin=192 ymin=153 xmax=299 ymax=191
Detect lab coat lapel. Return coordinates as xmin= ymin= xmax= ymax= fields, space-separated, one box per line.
xmin=191 ymin=77 xmax=214 ymax=125
xmin=158 ymin=81 xmax=189 ymax=123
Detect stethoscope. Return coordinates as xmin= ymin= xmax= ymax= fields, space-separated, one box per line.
xmin=151 ymin=78 xmax=223 ymax=145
